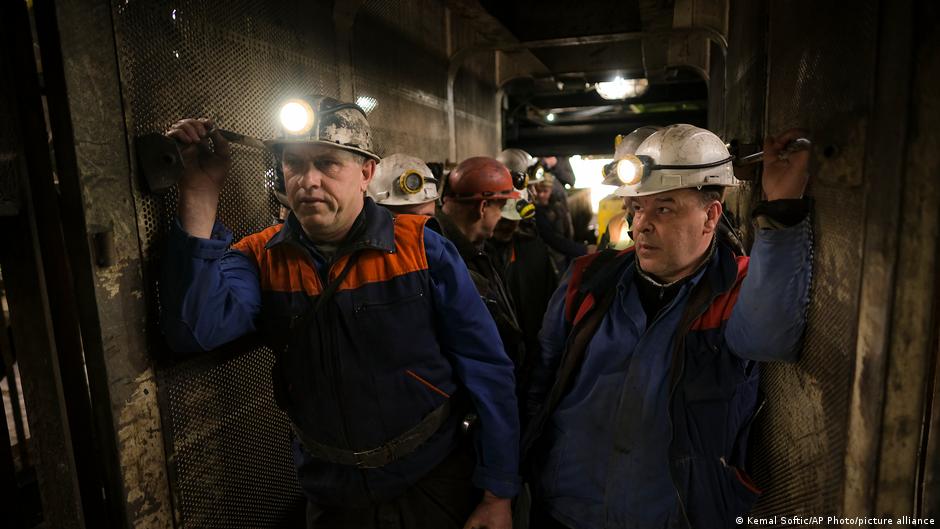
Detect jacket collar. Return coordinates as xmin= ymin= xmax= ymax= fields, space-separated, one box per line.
xmin=265 ymin=197 xmax=396 ymax=254
xmin=609 ymin=238 xmax=740 ymax=296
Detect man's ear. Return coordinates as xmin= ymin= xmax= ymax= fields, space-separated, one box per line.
xmin=360 ymin=159 xmax=377 ymax=192
xmin=477 ymin=200 xmax=487 ymax=220
xmin=704 ymin=200 xmax=722 ymax=234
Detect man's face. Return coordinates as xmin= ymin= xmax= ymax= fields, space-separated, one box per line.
xmin=627 ymin=189 xmax=720 ymax=282
xmin=492 ymin=217 xmax=519 ymax=243
xmin=477 ymin=199 xmax=508 ymax=241
xmin=281 ymin=144 xmax=374 ymax=241
xmin=534 ymin=184 xmax=552 ymax=206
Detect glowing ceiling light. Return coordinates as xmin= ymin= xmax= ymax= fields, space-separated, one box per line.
xmin=595 ymin=76 xmax=650 ymax=100
xmin=279 ymin=99 xmax=315 ymax=134
xmin=546 ymin=113 xmax=556 ymax=122
xmin=356 ymin=95 xmax=378 ymax=115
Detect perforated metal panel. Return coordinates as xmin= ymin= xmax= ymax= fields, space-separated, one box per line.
xmin=110 ymin=1 xmax=503 ymax=526
xmin=747 ymin=0 xmax=877 ymax=522
xmin=111 ymin=1 xmax=341 ymax=526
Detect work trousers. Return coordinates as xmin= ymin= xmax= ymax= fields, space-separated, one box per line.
xmin=306 ymin=442 xmax=479 ymax=529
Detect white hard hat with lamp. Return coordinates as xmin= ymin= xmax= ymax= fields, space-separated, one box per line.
xmin=614 ymin=124 xmax=738 ymax=197
xmin=367 ymin=153 xmax=439 ymax=206
xmin=602 ymin=126 xmax=663 ymax=185
xmin=500 ymin=188 xmax=536 ymax=221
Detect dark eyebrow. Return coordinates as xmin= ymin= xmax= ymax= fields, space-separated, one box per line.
xmin=653 ymin=197 xmax=676 ymax=204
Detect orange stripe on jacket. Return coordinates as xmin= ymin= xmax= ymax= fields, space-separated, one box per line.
xmin=232 ymin=224 xmax=323 ymax=295
xmin=333 ymin=214 xmax=430 ymax=292
xmin=690 ymin=256 xmax=750 ymax=331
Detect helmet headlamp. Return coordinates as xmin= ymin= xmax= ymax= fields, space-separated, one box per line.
xmin=511 ymin=171 xmax=528 ymax=191
xmin=279 ymin=99 xmax=315 ymax=135
xmin=515 ymin=198 xmax=535 ymax=220
xmin=613 ymin=154 xmax=734 ymax=185
xmin=399 ymin=170 xmax=431 ymax=195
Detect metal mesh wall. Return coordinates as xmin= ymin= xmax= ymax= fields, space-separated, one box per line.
xmin=110 ymin=1 xmax=501 ymax=527
xmin=351 ymin=0 xmax=500 ymax=161
xmin=747 ymin=0 xmax=878 ymax=521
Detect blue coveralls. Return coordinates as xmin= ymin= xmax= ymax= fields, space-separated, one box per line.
xmin=161 ymin=199 xmax=521 ymax=506
xmin=527 ymin=214 xmax=813 ymax=528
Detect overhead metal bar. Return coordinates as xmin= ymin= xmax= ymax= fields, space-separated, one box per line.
xmin=446 ymin=26 xmax=729 ymax=161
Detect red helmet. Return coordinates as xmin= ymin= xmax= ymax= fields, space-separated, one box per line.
xmin=445 ymin=156 xmax=521 ymax=201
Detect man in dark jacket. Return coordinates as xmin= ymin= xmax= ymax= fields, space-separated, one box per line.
xmin=532 ymin=171 xmax=589 ymax=272
xmin=437 ymin=157 xmax=526 ymax=373
xmin=525 ymin=124 xmax=814 ymax=529
xmin=491 ymin=150 xmax=560 ymax=393
xmin=160 ymin=96 xmax=518 ymax=529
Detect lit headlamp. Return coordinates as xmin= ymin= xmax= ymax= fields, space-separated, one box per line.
xmin=612 ymin=154 xmax=734 ymax=185
xmin=528 ymin=164 xmax=545 ymax=182
xmin=279 ymin=99 xmax=316 ymax=135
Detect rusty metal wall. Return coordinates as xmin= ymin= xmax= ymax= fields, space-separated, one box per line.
xmin=746 ymin=0 xmax=879 ymax=520
xmin=106 ymin=0 xmax=501 ymax=527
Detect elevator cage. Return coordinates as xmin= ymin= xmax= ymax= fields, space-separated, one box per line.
xmin=10 ymin=0 xmax=935 ymax=527
xmin=111 ymin=0 xmax=500 ymax=526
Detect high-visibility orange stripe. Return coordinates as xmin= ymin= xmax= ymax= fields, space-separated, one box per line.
xmin=405 ymin=369 xmax=450 ymax=398
xmin=333 ymin=214 xmax=429 ymax=292
xmin=690 ymin=256 xmax=750 ymax=331
xmin=235 ymin=214 xmax=429 ymax=295
xmin=233 ymin=225 xmax=322 ymax=295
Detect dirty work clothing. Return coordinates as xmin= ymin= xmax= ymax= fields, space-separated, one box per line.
xmin=306 ymin=439 xmax=479 ymax=529
xmin=487 ymin=220 xmax=559 ymax=393
xmin=526 ymin=204 xmax=813 ymax=529
xmin=435 ymin=212 xmax=525 ymax=372
xmin=161 ymin=198 xmax=520 ymax=506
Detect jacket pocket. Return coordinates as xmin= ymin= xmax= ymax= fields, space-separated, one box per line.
xmin=352 ymin=289 xmax=424 ymax=314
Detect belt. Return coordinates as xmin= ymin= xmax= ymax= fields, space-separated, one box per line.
xmin=292 ymin=400 xmax=452 ymax=469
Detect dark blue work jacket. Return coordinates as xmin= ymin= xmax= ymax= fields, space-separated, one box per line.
xmin=161 ymin=199 xmax=520 ymax=506
xmin=527 ymin=217 xmax=813 ymax=529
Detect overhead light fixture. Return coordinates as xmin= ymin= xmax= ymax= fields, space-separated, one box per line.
xmin=595 ymin=76 xmax=650 ymax=100
xmin=356 ymin=95 xmax=378 ymax=115
xmin=546 ymin=113 xmax=556 ymax=122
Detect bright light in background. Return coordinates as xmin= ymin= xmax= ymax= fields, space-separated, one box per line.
xmin=569 ymin=155 xmax=617 ymax=213
xmin=356 ymin=96 xmax=378 ymax=115
xmin=546 ymin=113 xmax=556 ymax=122
xmin=595 ymin=77 xmax=650 ymax=100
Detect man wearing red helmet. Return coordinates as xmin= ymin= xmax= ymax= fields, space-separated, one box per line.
xmin=438 ymin=156 xmax=526 ymax=371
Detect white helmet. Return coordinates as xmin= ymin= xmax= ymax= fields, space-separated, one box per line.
xmin=497 ymin=147 xmax=546 ymax=188
xmin=614 ymin=124 xmax=738 ymax=197
xmin=496 ymin=148 xmax=535 ymax=174
xmin=367 ymin=153 xmax=439 ymax=206
xmin=500 ymin=188 xmax=535 ymax=221
xmin=603 ymin=126 xmax=663 ymax=185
